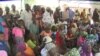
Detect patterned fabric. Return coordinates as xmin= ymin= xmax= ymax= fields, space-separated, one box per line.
xmin=87 ymin=34 xmax=99 ymax=46
xmin=80 ymin=41 xmax=93 ymax=56
xmin=66 ymin=48 xmax=80 ymax=56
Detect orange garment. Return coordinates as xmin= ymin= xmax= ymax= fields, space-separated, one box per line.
xmin=24 ymin=44 xmax=35 ymax=56
xmin=40 ymin=31 xmax=52 ymax=37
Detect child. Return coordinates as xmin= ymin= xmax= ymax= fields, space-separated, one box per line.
xmin=12 ymin=20 xmax=26 ymax=56
xmin=40 ymin=26 xmax=52 ymax=37
xmin=51 ymin=25 xmax=57 ymax=40
xmin=0 ymin=32 xmax=9 ymax=55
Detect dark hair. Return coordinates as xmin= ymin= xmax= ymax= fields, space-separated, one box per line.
xmin=51 ymin=26 xmax=57 ymax=32
xmin=0 ymin=32 xmax=4 ymax=34
xmin=44 ymin=26 xmax=51 ymax=33
xmin=16 ymin=20 xmax=25 ymax=28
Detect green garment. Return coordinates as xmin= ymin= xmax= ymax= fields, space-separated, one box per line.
xmin=27 ymin=40 xmax=36 ymax=49
xmin=64 ymin=48 xmax=80 ymax=56
xmin=75 ymin=31 xmax=88 ymax=37
xmin=87 ymin=34 xmax=96 ymax=40
xmin=29 ymin=23 xmax=39 ymax=35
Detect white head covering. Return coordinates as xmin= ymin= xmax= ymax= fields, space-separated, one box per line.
xmin=43 ymin=36 xmax=52 ymax=44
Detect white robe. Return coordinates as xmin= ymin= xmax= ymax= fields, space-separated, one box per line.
xmin=42 ymin=11 xmax=54 ymax=24
xmin=20 ymin=10 xmax=32 ymax=30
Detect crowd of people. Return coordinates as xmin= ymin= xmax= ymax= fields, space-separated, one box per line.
xmin=0 ymin=3 xmax=100 ymax=56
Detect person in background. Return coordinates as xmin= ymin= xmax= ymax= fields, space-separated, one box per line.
xmin=51 ymin=25 xmax=57 ymax=41
xmin=81 ymin=9 xmax=87 ymax=20
xmin=88 ymin=8 xmax=92 ymax=16
xmin=61 ymin=7 xmax=69 ymax=22
xmin=20 ymin=4 xmax=33 ymax=30
xmin=4 ymin=6 xmax=13 ymax=29
xmin=99 ymin=11 xmax=100 ymax=21
xmin=87 ymin=29 xmax=99 ymax=46
xmin=10 ymin=4 xmax=20 ymax=19
xmin=42 ymin=7 xmax=54 ymax=25
xmin=68 ymin=8 xmax=75 ymax=21
xmin=29 ymin=18 xmax=39 ymax=36
xmin=92 ymin=8 xmax=99 ymax=22
xmin=87 ymin=14 xmax=94 ymax=25
xmin=53 ymin=7 xmax=61 ymax=24
xmin=74 ymin=9 xmax=80 ymax=21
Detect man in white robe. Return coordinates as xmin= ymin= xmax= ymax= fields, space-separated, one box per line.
xmin=20 ymin=4 xmax=32 ymax=30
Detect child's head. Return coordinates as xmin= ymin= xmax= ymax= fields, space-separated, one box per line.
xmin=51 ymin=26 xmax=57 ymax=32
xmin=16 ymin=20 xmax=25 ymax=28
xmin=44 ymin=26 xmax=51 ymax=33
xmin=0 ymin=32 xmax=4 ymax=41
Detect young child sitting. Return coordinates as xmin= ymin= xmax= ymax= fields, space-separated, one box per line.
xmin=51 ymin=25 xmax=57 ymax=40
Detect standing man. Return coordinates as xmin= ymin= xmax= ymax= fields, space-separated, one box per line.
xmin=10 ymin=4 xmax=19 ymax=19
xmin=20 ymin=4 xmax=33 ymax=30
